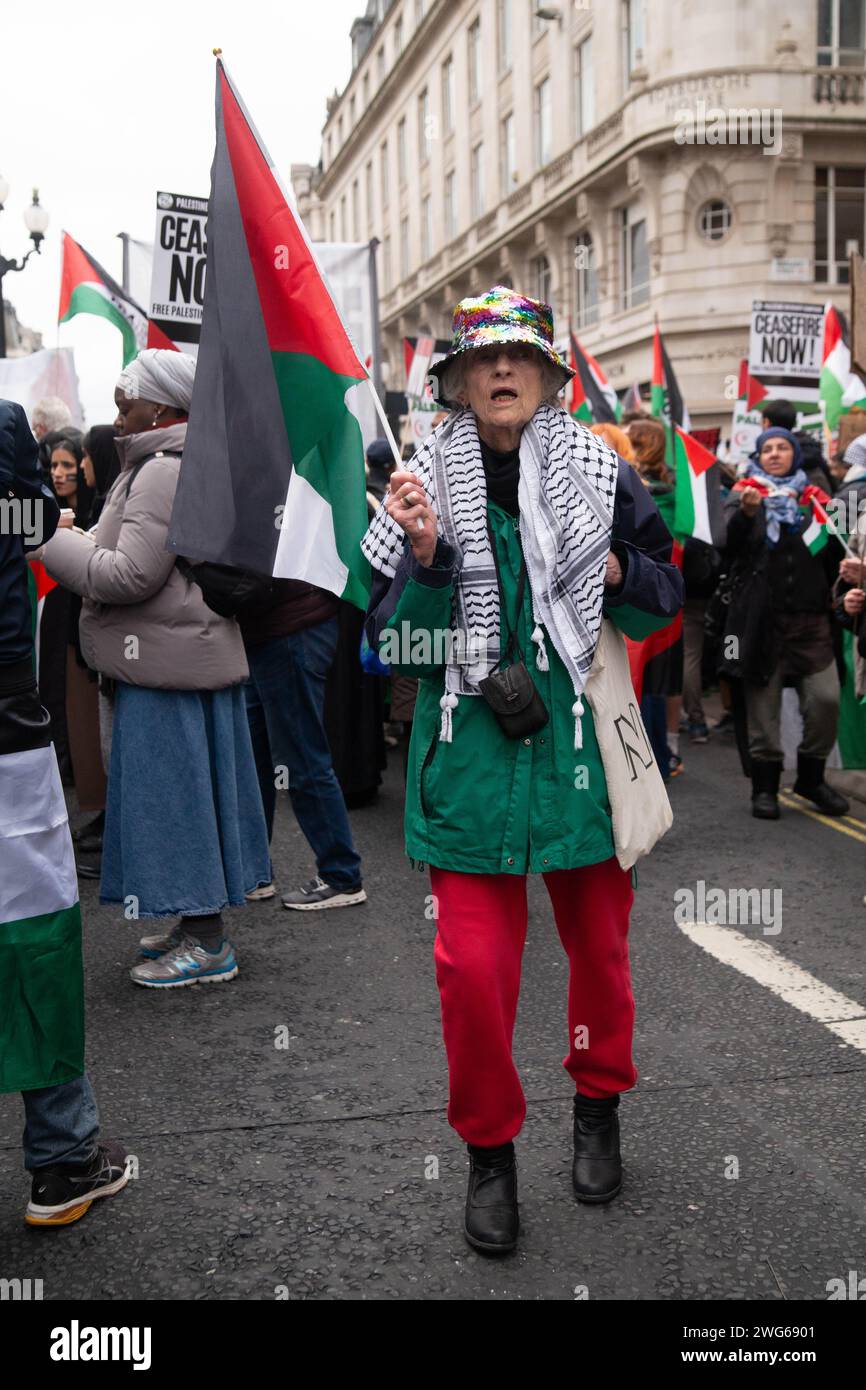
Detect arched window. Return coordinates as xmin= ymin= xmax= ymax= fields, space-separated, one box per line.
xmin=532 ymin=254 xmax=552 ymax=305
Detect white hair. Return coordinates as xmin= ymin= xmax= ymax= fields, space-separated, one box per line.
xmin=438 ymin=351 xmax=567 ymax=410
xmin=32 ymin=396 xmax=73 ymax=433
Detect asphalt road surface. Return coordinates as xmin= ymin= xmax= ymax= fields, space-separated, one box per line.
xmin=2 ymin=724 xmax=865 ymax=1301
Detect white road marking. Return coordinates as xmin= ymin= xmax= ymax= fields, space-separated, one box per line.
xmin=678 ymin=921 xmax=866 ymax=1054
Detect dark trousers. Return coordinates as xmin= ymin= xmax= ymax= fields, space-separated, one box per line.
xmin=244 ymin=619 xmax=362 ymax=890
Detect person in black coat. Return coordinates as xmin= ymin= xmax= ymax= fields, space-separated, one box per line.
xmin=721 ymin=427 xmax=848 ymax=820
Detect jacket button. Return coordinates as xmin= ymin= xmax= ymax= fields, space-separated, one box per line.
xmin=539 ymin=737 xmax=545 ymax=744
xmin=543 ymin=857 xmax=549 ymax=865
xmin=507 ymin=856 xmax=514 ymax=865
xmin=523 ymin=737 xmax=531 ymax=746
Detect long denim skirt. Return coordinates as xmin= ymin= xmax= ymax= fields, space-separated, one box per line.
xmin=100 ymin=683 xmax=271 ymax=919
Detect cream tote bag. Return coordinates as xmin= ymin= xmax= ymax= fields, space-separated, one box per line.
xmin=583 ymin=620 xmax=673 ymax=871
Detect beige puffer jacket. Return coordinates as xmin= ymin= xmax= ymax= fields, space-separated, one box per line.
xmin=40 ymin=424 xmax=249 ymax=690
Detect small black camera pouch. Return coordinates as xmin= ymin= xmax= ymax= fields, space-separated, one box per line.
xmin=478 ymin=522 xmax=549 ymax=738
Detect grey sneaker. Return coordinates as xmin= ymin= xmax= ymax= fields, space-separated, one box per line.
xmin=139 ymin=921 xmax=184 ymax=958
xmin=245 ymin=882 xmax=276 ymax=901
xmin=130 ymin=937 xmax=238 ymax=988
xmin=281 ymin=876 xmax=367 ymax=911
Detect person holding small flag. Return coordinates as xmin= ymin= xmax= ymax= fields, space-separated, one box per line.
xmin=722 ymin=427 xmax=849 ymax=820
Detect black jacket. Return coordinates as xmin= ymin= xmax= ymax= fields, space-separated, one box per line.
xmin=1 ymin=400 xmax=60 ymax=679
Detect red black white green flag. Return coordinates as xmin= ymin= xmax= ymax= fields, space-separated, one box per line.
xmin=58 ymin=233 xmax=149 ymax=367
xmin=167 ymin=61 xmax=372 ymax=608
xmin=569 ymin=333 xmax=619 ymax=424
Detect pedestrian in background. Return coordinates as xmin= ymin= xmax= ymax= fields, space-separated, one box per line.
xmin=722 ymin=427 xmax=849 ymax=820
xmin=590 ymin=421 xmax=635 ymax=463
xmin=38 ymin=349 xmax=271 ymax=987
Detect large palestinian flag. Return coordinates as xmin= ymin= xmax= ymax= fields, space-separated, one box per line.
xmin=569 ymin=333 xmax=619 ymax=424
xmin=167 ymin=61 xmax=372 ymax=609
xmin=671 ymin=425 xmax=725 ymax=547
xmin=820 ymin=303 xmax=866 ymax=432
xmin=0 ymin=714 xmax=84 ymax=1094
xmin=58 ymin=232 xmax=150 ymax=367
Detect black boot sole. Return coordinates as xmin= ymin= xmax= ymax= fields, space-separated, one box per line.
xmin=573 ymin=1178 xmax=622 ymax=1205
xmin=463 ymin=1224 xmax=518 ymax=1255
xmin=792 ymin=787 xmax=849 ymax=817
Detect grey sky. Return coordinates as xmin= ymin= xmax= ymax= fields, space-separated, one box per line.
xmin=1 ymin=0 xmax=362 ymax=424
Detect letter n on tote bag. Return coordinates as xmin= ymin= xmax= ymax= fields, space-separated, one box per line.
xmin=584 ymin=621 xmax=673 ymax=871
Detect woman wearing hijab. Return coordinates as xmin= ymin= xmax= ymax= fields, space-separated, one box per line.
xmin=362 ymin=287 xmax=682 ymax=1254
xmin=82 ymin=425 xmax=121 ymax=527
xmin=722 ymin=426 xmax=849 ymax=820
xmin=39 ymin=349 xmax=271 ymax=986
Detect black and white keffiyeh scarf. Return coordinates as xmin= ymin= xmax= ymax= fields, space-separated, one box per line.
xmin=361 ymin=404 xmax=618 ymax=745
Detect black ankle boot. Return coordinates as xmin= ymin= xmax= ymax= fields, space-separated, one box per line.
xmin=751 ymin=759 xmax=782 ymax=819
xmin=572 ymin=1093 xmax=622 ymax=1203
xmin=793 ymin=753 xmax=850 ymax=816
xmin=464 ymin=1141 xmax=518 ymax=1254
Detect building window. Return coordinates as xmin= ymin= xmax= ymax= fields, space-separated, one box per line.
xmin=340 ymin=194 xmax=347 ymax=242
xmin=383 ymin=234 xmax=391 ymax=290
xmin=349 ymin=96 xmax=356 ymax=127
xmin=363 ymin=73 xmax=370 ymax=107
xmin=534 ymin=76 xmax=552 ymax=168
xmin=468 ymin=18 xmax=481 ymax=104
xmin=419 ymin=88 xmax=431 ymax=163
xmin=338 ymin=115 xmax=344 ymax=145
xmin=365 ymin=161 xmax=374 ymax=232
xmin=352 ymin=180 xmax=360 ymax=240
xmin=326 ymin=135 xmax=333 ymax=166
xmin=501 ymin=112 xmax=516 ymax=195
xmin=442 ymin=56 xmax=455 ymax=134
xmin=532 ymin=254 xmax=552 ymax=305
xmin=398 ymin=116 xmax=408 ymax=184
xmin=621 ymin=206 xmax=650 ymax=308
xmin=471 ymin=141 xmax=485 ymax=220
xmin=329 ymin=210 xmax=336 ymax=242
xmin=697 ymin=199 xmax=732 ymax=242
xmin=444 ymin=169 xmax=457 ymax=240
xmin=394 ymin=13 xmax=403 ymax=55
xmin=421 ymin=194 xmax=433 ymax=261
xmin=377 ymin=46 xmax=385 ymax=83
xmin=498 ymin=0 xmax=512 ymax=72
xmin=622 ymin=0 xmax=646 ymax=88
xmin=400 ymin=215 xmax=410 ymax=280
xmin=818 ymin=0 xmax=866 ymax=65
xmin=574 ymin=36 xmax=595 ymax=138
xmin=415 ymin=0 xmax=425 ymax=22
xmin=574 ymin=232 xmax=599 ymax=329
xmin=380 ymin=140 xmax=389 ymax=205
xmin=816 ymin=165 xmax=865 ymax=283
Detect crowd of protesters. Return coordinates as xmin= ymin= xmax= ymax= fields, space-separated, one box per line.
xmin=3 ymin=306 xmax=866 ymax=1243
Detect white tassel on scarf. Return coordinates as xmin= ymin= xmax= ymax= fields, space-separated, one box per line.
xmin=572 ymin=696 xmax=584 ymax=751
xmin=531 ymin=624 xmax=549 ymax=671
xmin=439 ymin=692 xmax=458 ymax=743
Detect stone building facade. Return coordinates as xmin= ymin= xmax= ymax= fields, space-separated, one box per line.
xmin=292 ymin=0 xmax=866 ymax=428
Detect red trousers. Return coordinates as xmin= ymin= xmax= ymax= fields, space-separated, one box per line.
xmin=430 ymin=856 xmax=637 ymax=1148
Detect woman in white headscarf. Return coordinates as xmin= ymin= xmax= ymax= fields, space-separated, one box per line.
xmin=39 ymin=350 xmax=271 ymax=988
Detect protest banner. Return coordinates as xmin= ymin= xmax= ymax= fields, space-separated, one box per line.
xmin=748 ymin=301 xmax=824 ymax=379
xmin=148 ymin=191 xmax=208 ymax=352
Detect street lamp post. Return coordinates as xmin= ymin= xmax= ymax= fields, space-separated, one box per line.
xmin=0 ymin=181 xmax=50 ymax=358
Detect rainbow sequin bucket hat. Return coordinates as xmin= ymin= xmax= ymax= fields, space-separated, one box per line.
xmin=428 ymin=284 xmax=573 ymax=407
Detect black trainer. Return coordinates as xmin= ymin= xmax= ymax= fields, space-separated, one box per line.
xmin=464 ymin=1141 xmax=519 ymax=1255
xmin=572 ymin=1093 xmax=623 ymax=1204
xmin=26 ymin=1140 xmax=130 ymax=1227
xmin=281 ymin=876 xmax=367 ymax=911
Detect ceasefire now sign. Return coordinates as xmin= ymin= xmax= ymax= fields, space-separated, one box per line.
xmin=748 ymin=301 xmax=824 ymax=380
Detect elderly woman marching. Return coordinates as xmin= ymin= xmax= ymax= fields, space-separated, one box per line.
xmin=362 ymin=288 xmax=683 ymax=1254
xmin=38 ymin=350 xmax=271 ymax=986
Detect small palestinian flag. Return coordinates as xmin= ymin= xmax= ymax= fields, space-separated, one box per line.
xmin=58 ymin=232 xmax=149 ymax=367
xmin=820 ymin=302 xmax=866 ymax=431
xmin=27 ymin=559 xmax=58 ymax=680
xmin=0 ymin=728 xmax=84 ymax=1094
xmin=800 ymin=487 xmax=832 ymax=555
xmin=672 ymin=425 xmax=725 ymax=546
xmin=651 ymin=323 xmax=691 ymax=466
xmin=570 ymin=333 xmax=619 ymax=423
xmin=622 ymin=382 xmax=644 ymax=415
xmin=167 ymin=61 xmax=372 ymax=609
xmin=737 ymin=359 xmax=769 ymax=412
